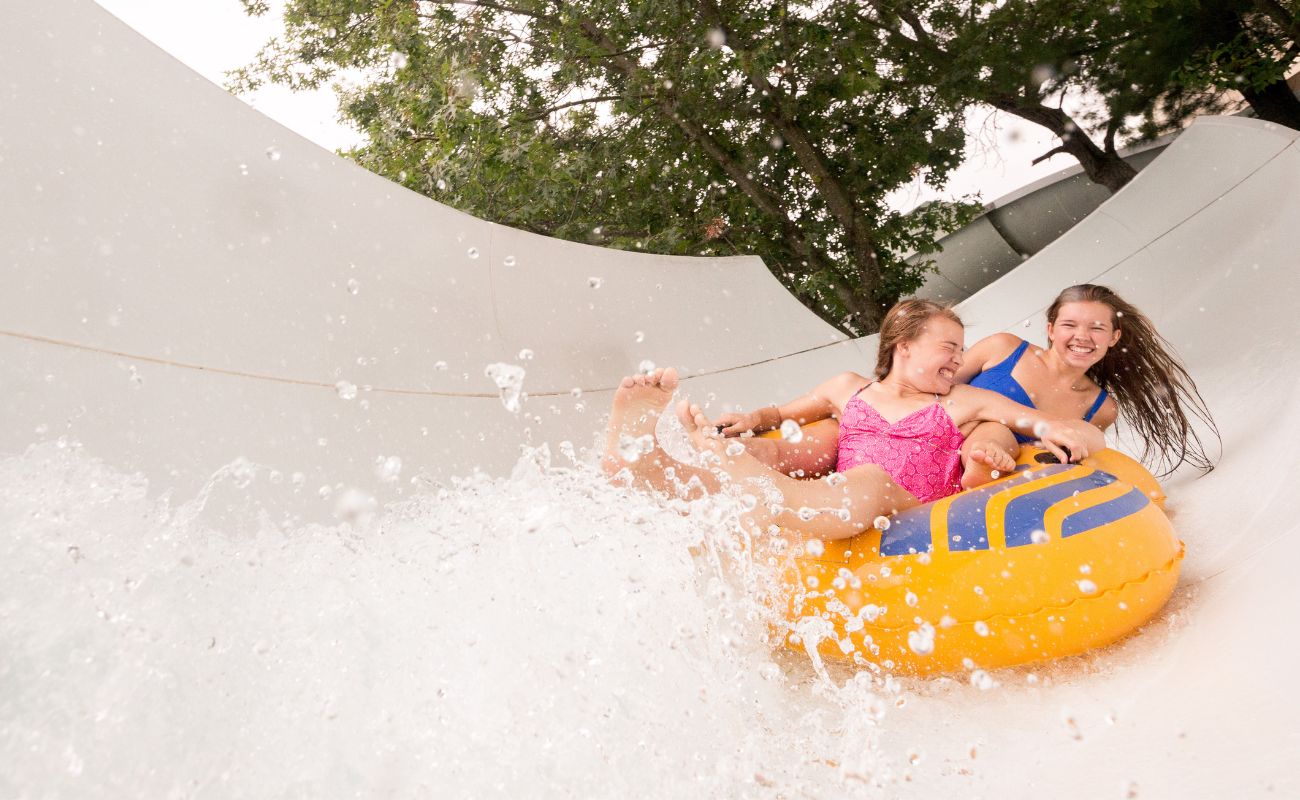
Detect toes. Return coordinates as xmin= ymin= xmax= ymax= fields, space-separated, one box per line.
xmin=661 ymin=367 xmax=679 ymax=393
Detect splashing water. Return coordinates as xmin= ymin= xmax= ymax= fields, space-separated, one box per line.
xmin=484 ymin=363 xmax=526 ymax=413
xmin=0 ymin=442 xmax=919 ymax=797
xmin=779 ymin=419 xmax=803 ymax=442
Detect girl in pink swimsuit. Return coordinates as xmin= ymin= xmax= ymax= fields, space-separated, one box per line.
xmin=837 ymin=383 xmax=965 ymax=504
xmin=633 ymin=300 xmax=1109 ymax=541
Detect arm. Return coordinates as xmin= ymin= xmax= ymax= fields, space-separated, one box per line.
xmin=953 ymin=333 xmax=1023 ymax=384
xmin=954 ymin=385 xmax=1106 ymax=463
xmin=714 ymin=371 xmax=862 ymax=436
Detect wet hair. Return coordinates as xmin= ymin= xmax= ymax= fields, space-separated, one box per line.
xmin=875 ymin=299 xmax=963 ymax=380
xmin=1048 ymin=284 xmax=1219 ymax=475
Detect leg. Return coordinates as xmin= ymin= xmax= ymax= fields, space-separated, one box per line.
xmin=740 ymin=418 xmax=840 ymax=478
xmin=959 ymin=421 xmax=1020 ymax=489
xmin=676 ymin=400 xmax=917 ymax=540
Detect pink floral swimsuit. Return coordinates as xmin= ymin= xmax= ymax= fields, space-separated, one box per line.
xmin=836 ymin=384 xmax=965 ymax=504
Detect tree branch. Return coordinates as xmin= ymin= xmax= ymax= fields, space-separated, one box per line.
xmin=417 ymin=0 xmax=560 ymax=24
xmin=1030 ymin=145 xmax=1069 ymax=165
xmin=514 ymin=93 xmax=647 ymax=122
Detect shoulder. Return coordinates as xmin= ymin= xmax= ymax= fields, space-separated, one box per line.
xmin=815 ymin=371 xmax=871 ymax=407
xmin=1091 ymin=395 xmax=1120 ymax=430
xmin=967 ymin=332 xmax=1025 ymax=363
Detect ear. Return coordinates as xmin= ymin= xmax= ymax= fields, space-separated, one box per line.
xmin=1109 ymin=327 xmax=1121 ymax=347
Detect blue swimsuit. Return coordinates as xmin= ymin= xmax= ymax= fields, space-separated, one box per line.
xmin=968 ymin=339 xmax=1109 ymax=444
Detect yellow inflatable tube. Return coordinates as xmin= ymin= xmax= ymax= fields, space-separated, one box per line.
xmin=780 ymin=448 xmax=1182 ymax=676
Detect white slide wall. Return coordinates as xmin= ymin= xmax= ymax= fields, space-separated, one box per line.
xmin=3 ymin=0 xmax=1298 ymax=795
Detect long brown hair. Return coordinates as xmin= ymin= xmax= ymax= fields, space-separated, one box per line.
xmin=875 ymin=299 xmax=963 ymax=379
xmin=1048 ymin=284 xmax=1218 ymax=475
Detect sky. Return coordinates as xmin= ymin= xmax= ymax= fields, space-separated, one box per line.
xmin=92 ymin=0 xmax=1080 ymax=211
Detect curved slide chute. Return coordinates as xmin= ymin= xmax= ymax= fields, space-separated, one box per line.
xmin=3 ymin=0 xmax=1298 ymax=795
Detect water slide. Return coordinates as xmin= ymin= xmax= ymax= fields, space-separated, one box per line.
xmin=3 ymin=1 xmax=1297 ymax=796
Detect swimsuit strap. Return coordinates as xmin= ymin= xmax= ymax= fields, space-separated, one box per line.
xmin=982 ymin=338 xmax=1031 ymax=375
xmin=1004 ymin=338 xmax=1032 ymax=370
xmin=1084 ymin=387 xmax=1110 ymax=421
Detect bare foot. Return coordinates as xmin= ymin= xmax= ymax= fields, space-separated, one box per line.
xmin=961 ymin=441 xmax=1018 ymax=489
xmin=674 ymin=398 xmax=725 ymax=459
xmin=602 ymin=367 xmax=679 ymax=477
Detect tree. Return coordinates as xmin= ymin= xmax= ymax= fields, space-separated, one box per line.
xmin=230 ymin=0 xmax=980 ymax=334
xmin=859 ymin=0 xmax=1299 ymax=194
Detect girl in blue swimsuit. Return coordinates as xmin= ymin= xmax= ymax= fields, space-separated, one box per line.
xmin=715 ymin=284 xmax=1217 ymax=487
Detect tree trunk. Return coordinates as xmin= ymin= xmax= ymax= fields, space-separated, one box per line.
xmin=993 ymin=99 xmax=1139 ymax=194
xmin=1239 ymin=78 xmax=1300 ymax=130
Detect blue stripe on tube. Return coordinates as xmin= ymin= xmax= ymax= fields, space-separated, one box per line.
xmin=1060 ymin=486 xmax=1150 ymax=538
xmin=1003 ymin=470 xmax=1119 ymax=547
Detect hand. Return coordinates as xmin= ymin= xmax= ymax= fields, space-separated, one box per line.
xmin=712 ymin=408 xmax=771 ymax=437
xmin=1038 ymin=424 xmax=1090 ymax=464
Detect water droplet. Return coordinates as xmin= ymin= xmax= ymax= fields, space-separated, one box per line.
xmin=797 ymin=507 xmax=818 ymax=523
xmin=389 ymin=51 xmax=409 ymax=69
xmin=238 ymin=163 xmax=248 ymax=176
xmin=67 ymin=545 xmax=82 ymax=562
xmin=587 ymin=276 xmax=605 ymax=290
xmin=907 ymin=623 xmax=935 ymax=655
xmin=803 ymin=538 xmax=824 ymax=556
xmin=433 ymin=360 xmax=448 ymax=371
xmin=1033 ymin=420 xmax=1050 ymax=439
xmin=1031 ymin=529 xmax=1049 ymax=544
xmin=265 ymin=146 xmax=281 ymax=161
xmin=570 ymin=387 xmax=583 ymax=398
xmin=1079 ymin=564 xmax=1091 ymax=574
xmin=637 ymin=359 xmax=656 ymax=375
xmin=518 ymin=348 xmax=534 ymax=360
xmin=1077 ymin=579 xmax=1098 ymax=594
xmin=335 ymin=380 xmax=358 ymax=400
xmin=779 ymin=419 xmax=803 ymax=442
xmin=905 ymin=591 xmax=919 ymax=607
xmin=970 ymin=669 xmax=996 ymax=690
xmin=503 ymin=255 xmax=516 ymax=267
xmin=990 ymin=470 xmax=1000 ymax=479
xmin=974 ymin=620 xmax=990 ymax=637
xmin=617 ymin=435 xmax=642 ymax=462
xmin=484 ymin=363 xmax=526 ymax=413
xmin=707 ymin=27 xmax=726 ymax=47
xmin=769 ymin=135 xmax=784 ymax=149
xmin=858 ymin=604 xmax=882 ymax=622
xmin=634 ymin=330 xmax=645 ymax=343
xmin=334 ymin=487 xmax=377 ymax=524
xmin=374 ymin=455 xmax=402 ymax=483
xmin=823 ymin=472 xmax=846 ymax=487
xmin=467 ymin=247 xmax=480 ymax=260
xmin=725 ymin=441 xmax=745 ymax=457
xmin=873 ymin=515 xmax=891 ymax=531
xmin=346 ymin=278 xmax=360 ymax=295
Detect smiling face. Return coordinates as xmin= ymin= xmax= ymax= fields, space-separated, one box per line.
xmin=1047 ymin=300 xmax=1122 ymax=369
xmin=896 ymin=317 xmax=965 ymax=394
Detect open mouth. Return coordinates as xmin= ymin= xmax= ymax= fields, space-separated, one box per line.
xmin=1067 ymin=343 xmax=1096 ymax=355
xmin=938 ymin=367 xmax=955 ymax=379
